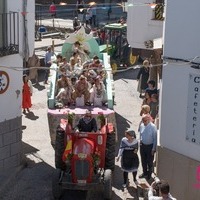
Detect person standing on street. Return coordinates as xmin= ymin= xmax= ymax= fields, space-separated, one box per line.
xmin=73 ymin=17 xmax=81 ymax=31
xmin=85 ymin=6 xmax=92 ymax=25
xmin=116 ymin=130 xmax=139 ymax=188
xmin=91 ymin=5 xmax=97 ymax=26
xmin=44 ymin=46 xmax=53 ymax=84
xmin=22 ymin=74 xmax=33 ymax=113
xmin=137 ymin=59 xmax=150 ymax=98
xmin=139 ymin=114 xmax=157 ymax=180
xmin=49 ymin=1 xmax=57 ymax=17
xmin=27 ymin=52 xmax=40 ymax=84
xmin=76 ymin=0 xmax=85 ymax=23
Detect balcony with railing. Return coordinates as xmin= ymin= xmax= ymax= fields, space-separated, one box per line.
xmin=0 ymin=12 xmax=19 ymax=57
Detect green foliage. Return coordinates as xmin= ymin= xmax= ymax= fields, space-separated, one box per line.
xmin=97 ymin=113 xmax=106 ymax=126
xmin=91 ymin=151 xmax=101 ymax=167
xmin=67 ymin=112 xmax=75 ymax=126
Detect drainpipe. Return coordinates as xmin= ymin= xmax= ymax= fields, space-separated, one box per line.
xmin=22 ymin=0 xmax=29 ymax=70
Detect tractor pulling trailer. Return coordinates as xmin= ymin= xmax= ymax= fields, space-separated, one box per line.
xmin=53 ymin=119 xmax=115 ymax=199
xmin=47 ymin=27 xmax=116 ymax=199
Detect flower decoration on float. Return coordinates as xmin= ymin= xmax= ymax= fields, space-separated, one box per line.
xmin=97 ymin=112 xmax=106 ymax=127
xmin=67 ymin=112 xmax=75 ymax=126
xmin=92 ymin=150 xmax=101 ymax=166
xmin=65 ymin=26 xmax=92 ymax=45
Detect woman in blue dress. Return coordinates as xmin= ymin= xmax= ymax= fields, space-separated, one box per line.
xmin=116 ymin=130 xmax=139 ymax=188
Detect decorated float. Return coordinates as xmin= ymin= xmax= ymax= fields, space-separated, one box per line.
xmin=47 ymin=26 xmax=116 ymax=147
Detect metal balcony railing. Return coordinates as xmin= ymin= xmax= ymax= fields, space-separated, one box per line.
xmin=0 ymin=12 xmax=19 ymax=57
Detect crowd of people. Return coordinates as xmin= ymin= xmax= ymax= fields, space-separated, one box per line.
xmin=44 ymin=42 xmax=108 ymax=108
xmin=74 ymin=0 xmax=97 ymax=28
xmin=22 ymin=51 xmax=176 ymax=200
xmin=137 ymin=59 xmax=159 ymax=124
xmin=116 ymin=59 xmax=176 ymax=199
xmin=117 ymin=114 xmax=157 ymax=187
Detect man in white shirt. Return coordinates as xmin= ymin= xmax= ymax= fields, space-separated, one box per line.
xmin=44 ymin=46 xmax=54 ymax=84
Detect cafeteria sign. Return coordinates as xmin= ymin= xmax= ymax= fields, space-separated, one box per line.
xmin=186 ymin=74 xmax=200 ymax=145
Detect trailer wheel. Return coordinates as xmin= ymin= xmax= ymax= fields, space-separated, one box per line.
xmin=52 ymin=169 xmax=63 ymax=200
xmin=105 ymin=131 xmax=116 ymax=171
xmin=55 ymin=127 xmax=66 ymax=170
xmin=104 ymin=169 xmax=112 ymax=200
xmin=129 ymin=52 xmax=138 ymax=66
xmin=124 ymin=47 xmax=138 ymax=66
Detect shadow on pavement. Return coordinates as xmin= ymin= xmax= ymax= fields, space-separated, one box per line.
xmin=111 ymin=192 xmax=124 ymax=200
xmin=1 ymin=142 xmax=54 ymax=200
xmin=113 ymin=68 xmax=140 ymax=81
xmin=113 ymin=164 xmax=123 ymax=190
xmin=24 ymin=111 xmax=39 ymax=120
xmin=33 ymin=82 xmax=46 ymax=91
xmin=113 ymin=165 xmax=146 ymax=200
xmin=62 ymin=190 xmax=87 ymax=200
xmin=115 ymin=112 xmax=131 ymax=143
xmin=22 ymin=142 xmax=39 ymax=155
xmin=127 ymin=186 xmax=140 ymax=200
xmin=22 ymin=125 xmax=27 ymax=130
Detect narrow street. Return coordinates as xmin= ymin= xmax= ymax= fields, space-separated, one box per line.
xmin=1 ymin=67 xmax=146 ymax=200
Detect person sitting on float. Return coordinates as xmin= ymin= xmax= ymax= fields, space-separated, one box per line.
xmin=88 ymin=59 xmax=103 ymax=74
xmin=65 ymin=57 xmax=83 ymax=78
xmin=90 ymin=76 xmax=107 ymax=106
xmin=72 ymin=41 xmax=90 ymax=63
xmin=55 ymin=72 xmax=74 ymax=107
xmin=73 ymin=75 xmax=91 ymax=106
xmin=72 ymin=52 xmax=82 ymax=65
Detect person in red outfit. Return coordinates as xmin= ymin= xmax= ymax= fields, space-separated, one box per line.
xmin=22 ymin=74 xmax=33 ymax=113
xmin=49 ymin=2 xmax=56 ymax=17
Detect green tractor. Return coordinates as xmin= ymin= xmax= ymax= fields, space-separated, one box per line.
xmin=99 ymin=23 xmax=138 ymax=73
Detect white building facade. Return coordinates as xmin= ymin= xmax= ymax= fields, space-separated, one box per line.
xmin=159 ymin=0 xmax=200 ymax=199
xmin=0 ymin=0 xmax=35 ymax=171
xmin=127 ymin=0 xmax=163 ymax=50
xmin=127 ymin=0 xmax=164 ymax=82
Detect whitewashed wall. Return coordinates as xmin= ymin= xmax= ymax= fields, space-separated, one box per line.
xmin=163 ymin=0 xmax=200 ymax=59
xmin=127 ymin=0 xmax=163 ymax=49
xmin=160 ymin=0 xmax=200 ymax=162
xmin=0 ymin=0 xmax=35 ymax=122
xmin=6 ymin=0 xmax=35 ymax=57
xmin=0 ymin=55 xmax=23 ymax=122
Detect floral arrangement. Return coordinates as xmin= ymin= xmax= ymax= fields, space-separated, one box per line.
xmin=91 ymin=151 xmax=101 ymax=167
xmin=97 ymin=112 xmax=106 ymax=127
xmin=67 ymin=112 xmax=75 ymax=126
